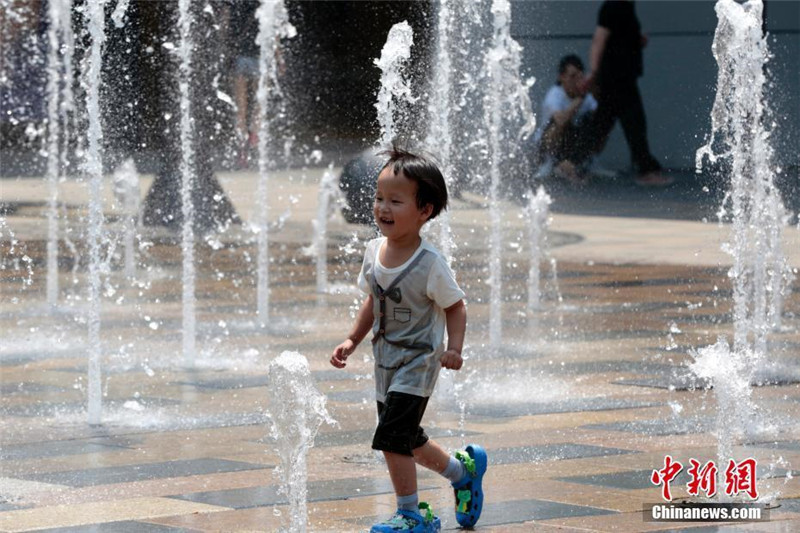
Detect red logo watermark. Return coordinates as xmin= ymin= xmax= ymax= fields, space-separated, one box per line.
xmin=651 ymin=456 xmax=758 ymax=501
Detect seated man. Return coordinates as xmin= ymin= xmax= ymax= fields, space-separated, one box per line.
xmin=532 ymin=54 xmax=604 ymax=184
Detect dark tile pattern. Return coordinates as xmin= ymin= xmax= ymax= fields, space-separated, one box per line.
xmin=558 ymin=360 xmax=675 ymax=375
xmin=0 ymin=502 xmax=30 ymax=512
xmin=489 ymin=443 xmax=635 ymax=465
xmin=548 ymin=329 xmax=672 ymax=342
xmin=0 ymin=436 xmax=138 ymax=460
xmin=34 ymin=522 xmax=192 ymax=533
xmin=477 ymin=498 xmax=616 ymax=525
xmin=0 ymin=382 xmax=66 ymax=394
xmin=584 ymin=417 xmax=712 ymax=436
xmin=348 ymin=498 xmax=616 ymax=529
xmin=313 ymin=427 xmax=479 ymax=448
xmin=19 ymin=459 xmax=271 ymax=488
xmin=615 ymin=376 xmax=711 ymax=391
xmin=558 ymin=469 xmax=694 ymax=491
xmin=170 ymin=476 xmax=432 ymax=509
xmin=747 ymin=440 xmax=800 ymax=451
xmin=326 ymin=389 xmax=374 ymax=403
xmin=0 ymin=397 xmax=182 ymax=418
xmin=175 ymin=370 xmax=363 ymax=390
xmin=459 ymin=398 xmax=664 ymax=418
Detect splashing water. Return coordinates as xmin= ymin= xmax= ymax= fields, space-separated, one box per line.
xmin=374 ymin=21 xmax=415 ymax=147
xmin=525 ymin=186 xmax=552 ymax=312
xmin=425 ymin=0 xmax=456 ymax=262
xmin=178 ymin=0 xmax=197 ymax=367
xmin=84 ymin=0 xmax=106 ymax=425
xmin=255 ymin=0 xmax=295 ymax=327
xmin=689 ymin=339 xmax=758 ymax=473
xmin=693 ymin=0 xmax=793 ymax=481
xmin=45 ymin=0 xmax=68 ymax=309
xmin=110 ymin=0 xmax=130 ymax=28
xmin=313 ymin=163 xmax=339 ymax=294
xmin=484 ymin=0 xmax=536 ymax=348
xmin=697 ymin=0 xmax=793 ymax=357
xmin=112 ymin=159 xmax=140 ymax=279
xmin=268 ymin=351 xmax=335 ymax=532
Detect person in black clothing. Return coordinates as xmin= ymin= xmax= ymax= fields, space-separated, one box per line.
xmin=582 ymin=0 xmax=672 ymax=187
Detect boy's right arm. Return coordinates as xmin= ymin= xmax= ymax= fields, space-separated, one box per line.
xmin=330 ymin=294 xmax=374 ymax=368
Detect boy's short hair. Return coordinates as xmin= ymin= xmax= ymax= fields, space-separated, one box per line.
xmin=558 ymin=54 xmax=584 ymax=75
xmin=379 ymin=147 xmax=448 ymax=220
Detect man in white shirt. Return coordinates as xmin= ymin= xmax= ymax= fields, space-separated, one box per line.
xmin=532 ymin=55 xmax=601 ymax=184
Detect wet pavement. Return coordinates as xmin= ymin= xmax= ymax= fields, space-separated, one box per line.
xmin=1 ymin=167 xmax=800 ymax=531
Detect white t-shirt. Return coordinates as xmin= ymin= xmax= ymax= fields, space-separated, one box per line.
xmin=358 ymin=237 xmax=465 ymax=400
xmin=533 ymin=84 xmax=598 ymax=143
xmin=358 ymin=237 xmax=464 ymax=310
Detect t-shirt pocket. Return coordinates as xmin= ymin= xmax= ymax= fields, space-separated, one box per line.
xmin=393 ymin=307 xmax=411 ymax=323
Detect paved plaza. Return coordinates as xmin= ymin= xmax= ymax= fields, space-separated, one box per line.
xmin=1 ymin=167 xmax=800 ymax=531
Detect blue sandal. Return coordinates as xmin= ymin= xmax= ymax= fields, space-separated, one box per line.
xmin=370 ymin=502 xmax=441 ymax=533
xmin=451 ymin=444 xmax=488 ymax=528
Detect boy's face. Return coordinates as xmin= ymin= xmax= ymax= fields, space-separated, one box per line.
xmin=559 ymin=64 xmax=585 ymax=99
xmin=374 ymin=167 xmax=432 ymax=240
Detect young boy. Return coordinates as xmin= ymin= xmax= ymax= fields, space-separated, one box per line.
xmin=331 ymin=148 xmax=487 ymax=532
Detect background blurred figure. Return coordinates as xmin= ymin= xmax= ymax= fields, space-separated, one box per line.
xmin=532 ymin=54 xmax=598 ymax=185
xmin=583 ymin=0 xmax=672 ymax=187
xmin=227 ymin=0 xmax=260 ymax=169
xmin=0 ymin=0 xmax=46 ymax=152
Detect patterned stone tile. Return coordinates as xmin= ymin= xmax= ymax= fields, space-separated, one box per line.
xmin=0 ymin=502 xmax=30 ymax=512
xmin=589 ymin=278 xmax=704 ymax=289
xmin=549 ymin=329 xmax=673 ymax=342
xmin=558 ymin=360 xmax=675 ymax=375
xmin=583 ymin=417 xmax=713 ymax=436
xmin=557 ymin=469 xmax=693 ymax=491
xmin=489 ymin=443 xmax=635 ymax=465
xmin=0 ymin=382 xmax=66 ymax=395
xmin=170 ymin=476 xmax=431 ymax=509
xmin=313 ymin=427 xmax=479 ymax=448
xmin=0 ymin=437 xmax=139 ymax=460
xmin=19 ymin=459 xmax=272 ymax=488
xmin=347 ymin=498 xmax=616 ymax=529
xmin=0 ymin=397 xmax=182 ymax=418
xmin=33 ymin=521 xmax=188 ymax=532
xmin=174 ymin=370 xmax=362 ymax=390
xmin=615 ymin=375 xmax=711 ymax=391
xmin=747 ymin=441 xmax=800 ymax=452
xmin=476 ymin=498 xmax=617 ymax=526
xmin=326 ymin=389 xmax=374 ymax=403
xmin=661 ymin=313 xmax=731 ymax=325
xmin=458 ymin=398 xmax=664 ymax=418
xmin=0 ymin=497 xmax=227 ymax=532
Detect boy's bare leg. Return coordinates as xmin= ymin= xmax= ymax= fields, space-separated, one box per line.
xmin=383 ymin=451 xmax=418 ymax=496
xmin=412 ymin=440 xmax=451 ymax=474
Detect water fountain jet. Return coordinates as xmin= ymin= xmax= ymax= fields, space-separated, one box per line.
xmin=693 ymin=0 xmax=794 ymax=480
xmin=483 ymin=0 xmax=536 ymax=348
xmin=267 ymin=351 xmax=335 ymax=532
xmin=84 ymin=0 xmax=106 ymax=425
xmin=177 ymin=0 xmax=197 ymax=367
xmin=255 ymin=0 xmax=295 ymax=327
xmin=374 ymin=21 xmax=415 ymax=148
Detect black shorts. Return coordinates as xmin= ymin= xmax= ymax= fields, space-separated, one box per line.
xmin=371 ymin=391 xmax=429 ymax=456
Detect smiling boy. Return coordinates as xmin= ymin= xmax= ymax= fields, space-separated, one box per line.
xmin=331 ymin=148 xmax=487 ymax=533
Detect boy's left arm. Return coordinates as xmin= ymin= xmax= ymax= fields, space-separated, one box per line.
xmin=441 ymin=299 xmax=466 ymax=370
